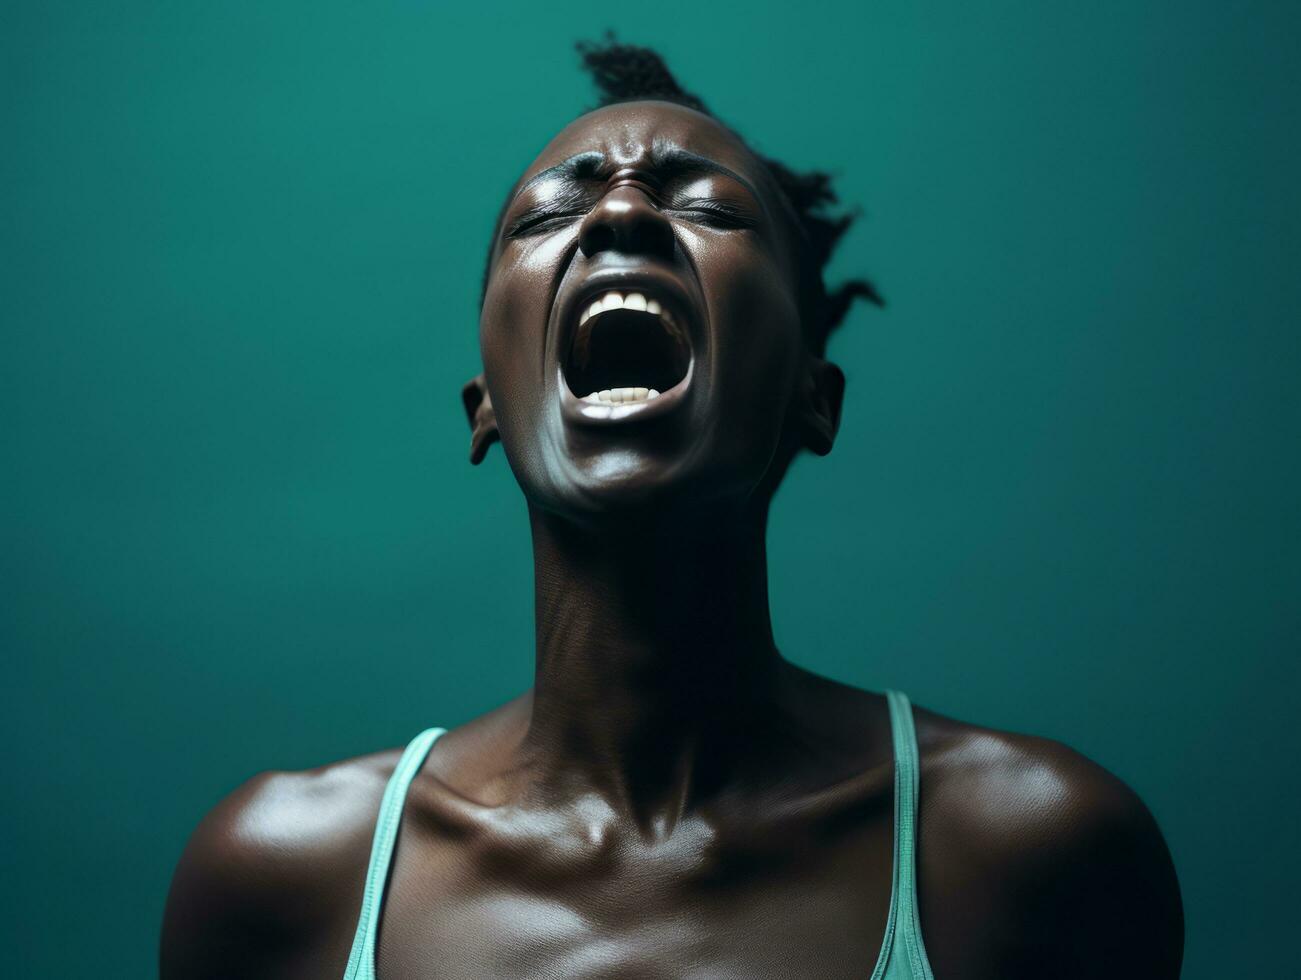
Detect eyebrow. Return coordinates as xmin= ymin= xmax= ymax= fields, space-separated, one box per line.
xmin=509 ymin=145 xmax=761 ymax=204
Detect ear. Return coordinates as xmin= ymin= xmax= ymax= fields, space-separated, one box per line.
xmin=798 ymin=357 xmax=845 ymax=456
xmin=460 ymin=373 xmax=499 ymax=465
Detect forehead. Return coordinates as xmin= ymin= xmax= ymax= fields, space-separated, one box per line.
xmin=515 ymin=100 xmax=772 ymax=196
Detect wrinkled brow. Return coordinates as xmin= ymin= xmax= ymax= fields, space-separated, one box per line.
xmin=483 ymin=142 xmax=775 ymax=303
xmin=509 ymin=144 xmax=761 ymax=205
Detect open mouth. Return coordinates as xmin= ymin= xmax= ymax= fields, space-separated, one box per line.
xmin=563 ymin=290 xmax=691 ymax=406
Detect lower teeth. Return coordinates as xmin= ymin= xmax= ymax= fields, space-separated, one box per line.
xmin=581 ymin=387 xmax=661 ymax=405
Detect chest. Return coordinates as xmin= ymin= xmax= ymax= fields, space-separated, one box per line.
xmin=373 ymin=818 xmax=898 ymax=980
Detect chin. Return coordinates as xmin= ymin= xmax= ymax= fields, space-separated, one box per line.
xmin=527 ymin=441 xmax=771 ymax=528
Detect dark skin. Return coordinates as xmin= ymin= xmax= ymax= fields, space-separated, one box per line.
xmin=161 ymin=101 xmax=1183 ymax=978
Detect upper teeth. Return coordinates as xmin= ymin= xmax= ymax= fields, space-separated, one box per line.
xmin=569 ymin=289 xmax=685 ymax=404
xmin=579 ymin=291 xmax=665 ymax=326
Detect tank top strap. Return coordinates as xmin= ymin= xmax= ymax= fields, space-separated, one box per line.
xmin=870 ymin=690 xmax=936 ymax=980
xmin=342 ymin=727 xmax=447 ymax=980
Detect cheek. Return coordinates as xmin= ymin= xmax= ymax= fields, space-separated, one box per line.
xmin=479 ymin=236 xmax=573 ymax=441
xmin=478 ymin=276 xmax=531 ymax=446
xmin=698 ymin=236 xmax=803 ymax=431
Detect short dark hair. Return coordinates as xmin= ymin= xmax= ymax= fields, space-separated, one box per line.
xmin=483 ymin=36 xmax=882 ymax=355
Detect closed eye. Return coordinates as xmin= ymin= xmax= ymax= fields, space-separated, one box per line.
xmin=667 ymin=199 xmax=759 ymax=230
xmin=505 ymin=198 xmax=758 ymax=238
xmin=504 ymin=210 xmax=586 ymax=239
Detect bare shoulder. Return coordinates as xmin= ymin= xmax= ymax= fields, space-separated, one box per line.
xmin=914 ymin=705 xmax=1152 ymax=852
xmin=911 ymin=702 xmax=1184 ymax=978
xmin=160 ymin=747 xmax=403 ymax=979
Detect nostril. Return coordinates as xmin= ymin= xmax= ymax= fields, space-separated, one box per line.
xmin=579 ymin=223 xmax=616 ymax=258
xmin=637 ymin=220 xmax=675 ymax=259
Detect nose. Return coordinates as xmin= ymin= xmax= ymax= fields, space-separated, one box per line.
xmin=577 ymin=182 xmax=676 ymax=261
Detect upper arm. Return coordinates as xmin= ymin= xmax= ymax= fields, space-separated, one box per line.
xmin=160 ymin=758 xmax=393 ymax=980
xmin=1001 ymin=742 xmax=1184 ymax=978
xmin=161 ymin=772 xmax=289 ymax=979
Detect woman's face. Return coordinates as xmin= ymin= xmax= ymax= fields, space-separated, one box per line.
xmin=476 ymin=100 xmax=827 ymax=520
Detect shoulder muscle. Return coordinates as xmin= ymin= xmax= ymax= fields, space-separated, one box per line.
xmin=159 ymin=750 xmax=400 ymax=979
xmin=926 ymin=727 xmax=1183 ymax=978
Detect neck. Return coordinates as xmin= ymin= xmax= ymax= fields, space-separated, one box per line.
xmin=521 ymin=499 xmax=787 ymax=830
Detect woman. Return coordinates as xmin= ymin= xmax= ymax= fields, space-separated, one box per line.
xmin=161 ymin=40 xmax=1183 ymax=979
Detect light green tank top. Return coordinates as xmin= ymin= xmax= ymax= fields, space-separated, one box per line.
xmin=343 ymin=689 xmax=935 ymax=979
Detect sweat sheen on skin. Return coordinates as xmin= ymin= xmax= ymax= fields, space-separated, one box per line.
xmin=159 ymin=85 xmax=1185 ymax=980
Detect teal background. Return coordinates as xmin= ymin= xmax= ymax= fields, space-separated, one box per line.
xmin=4 ymin=2 xmax=1297 ymax=976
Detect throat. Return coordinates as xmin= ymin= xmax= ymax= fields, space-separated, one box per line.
xmin=520 ymin=504 xmax=786 ymax=826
